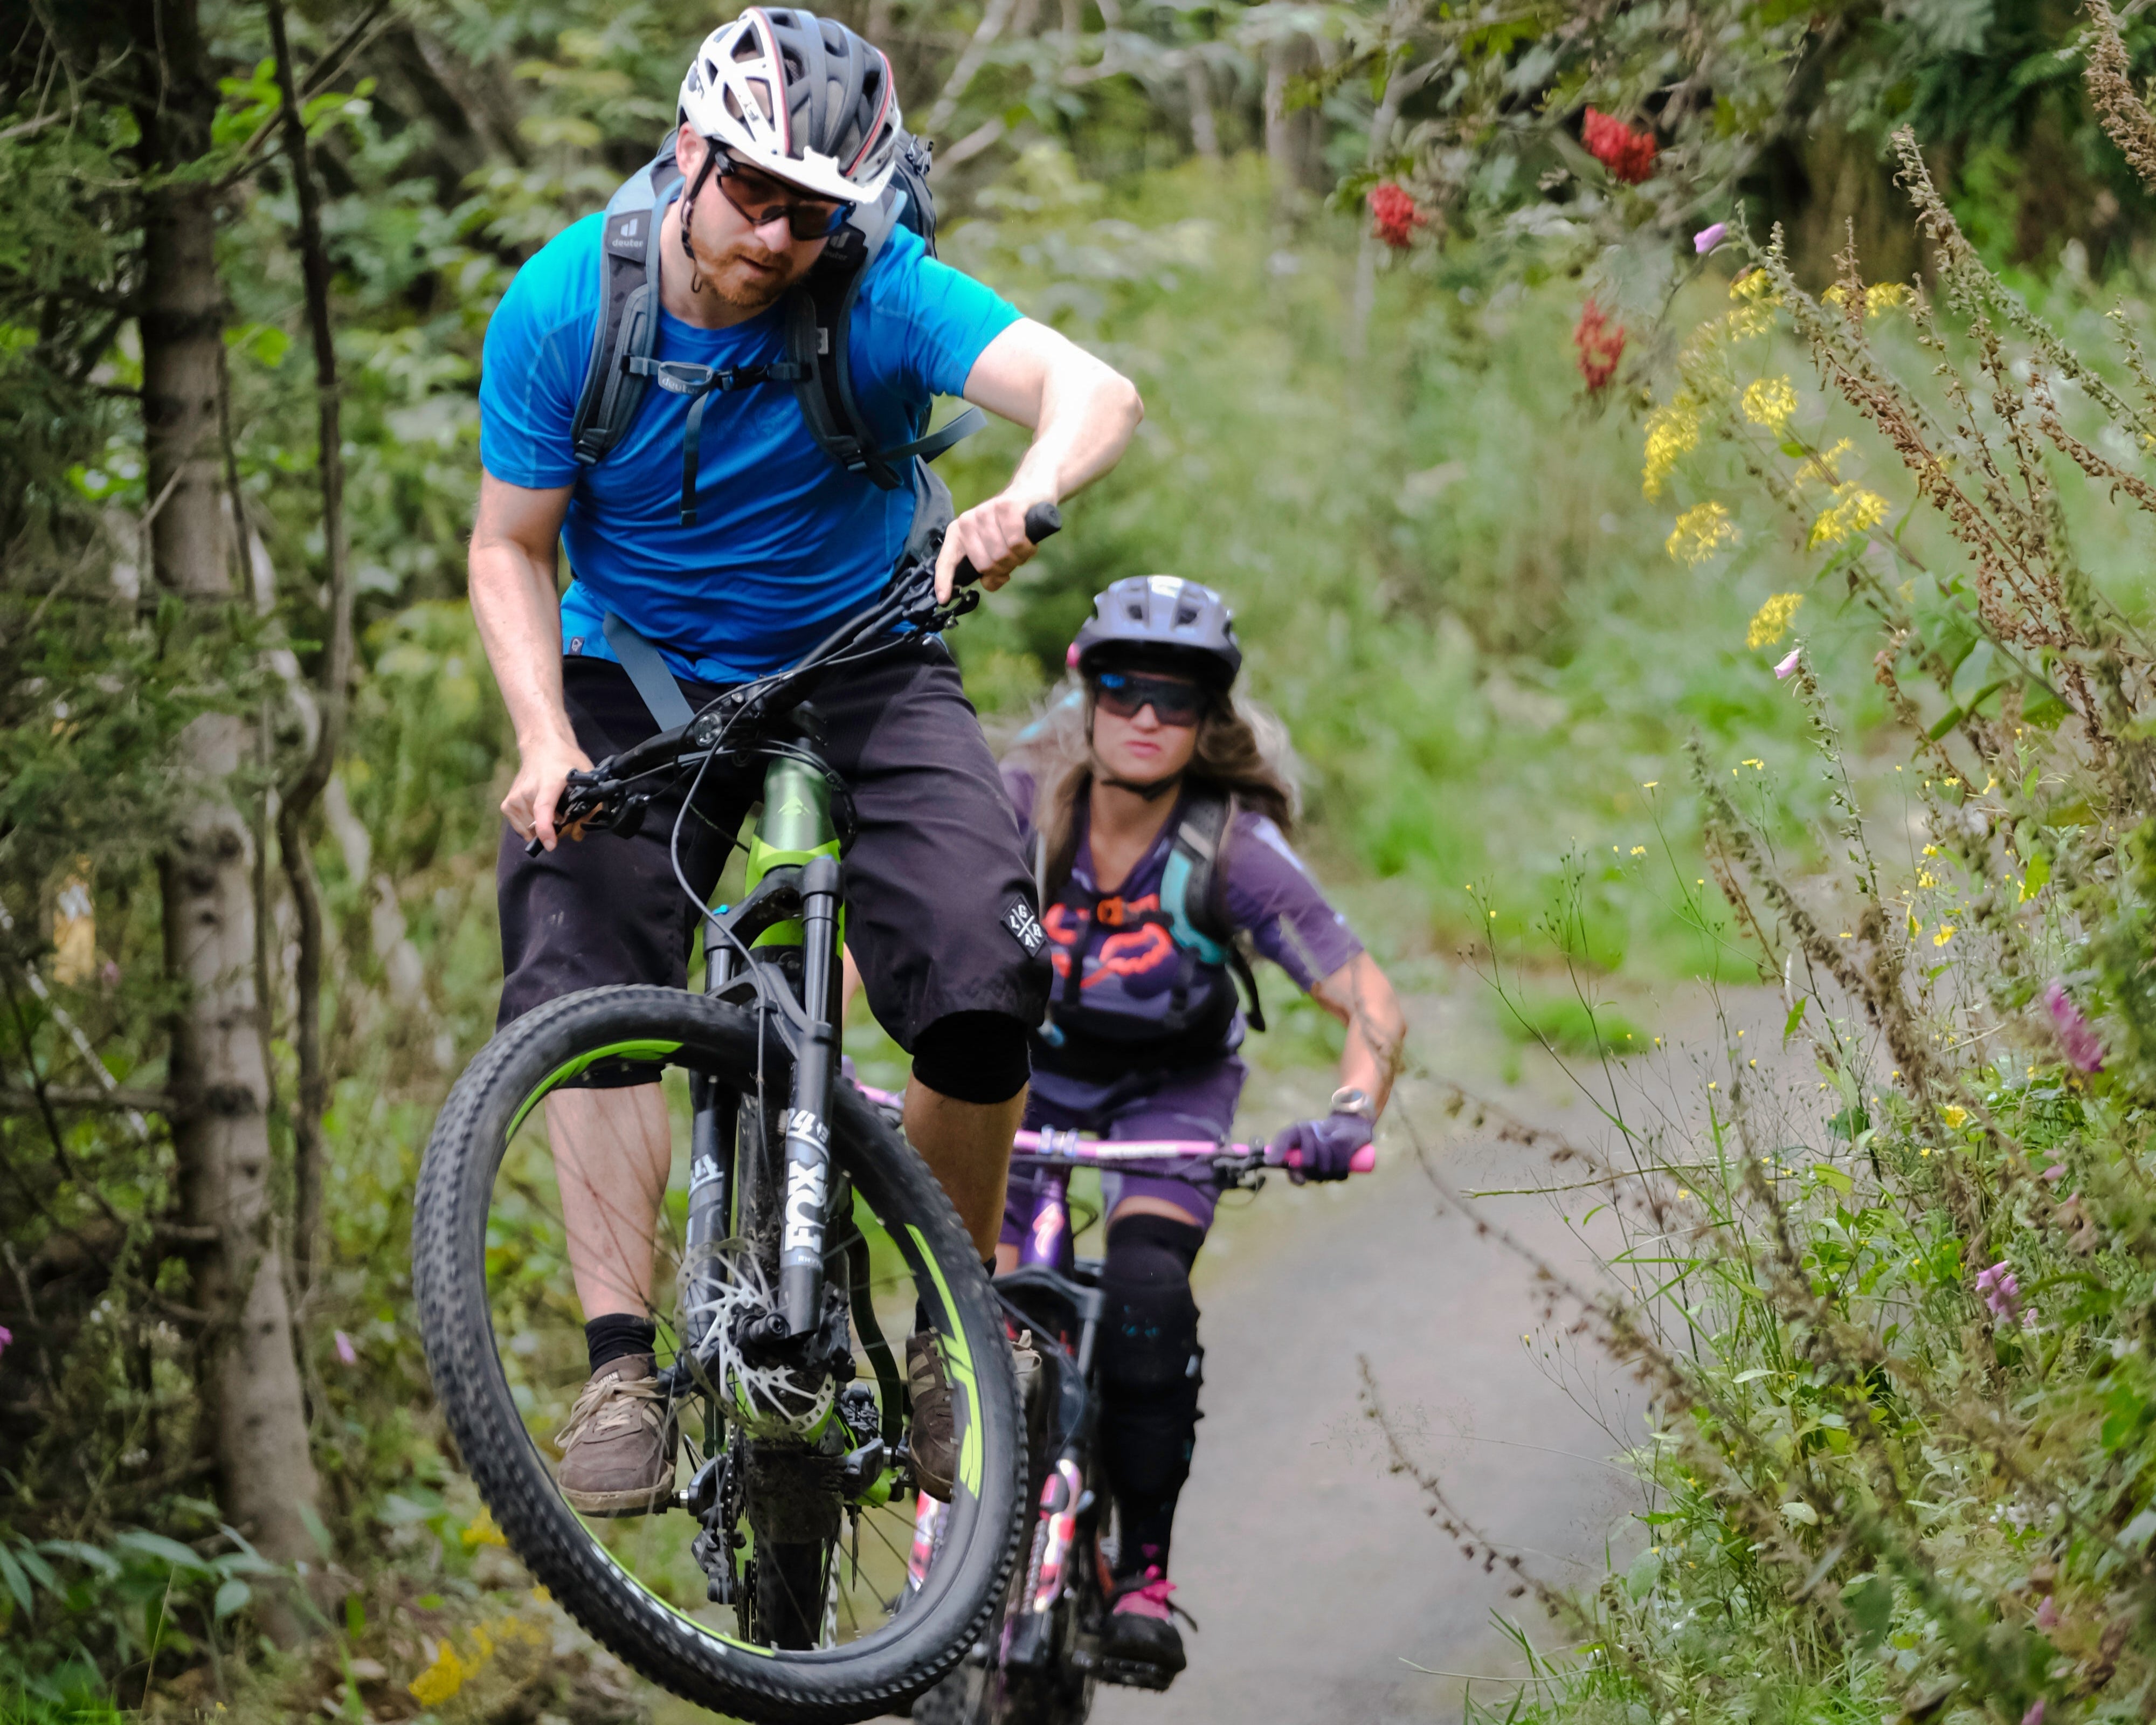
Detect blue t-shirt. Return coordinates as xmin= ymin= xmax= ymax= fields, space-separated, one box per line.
xmin=480 ymin=213 xmax=1022 ymax=681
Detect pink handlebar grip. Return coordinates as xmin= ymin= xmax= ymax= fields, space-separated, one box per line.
xmin=1278 ymin=1144 xmax=1379 ymax=1175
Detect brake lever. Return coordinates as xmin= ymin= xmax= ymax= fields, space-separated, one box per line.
xmin=523 ymin=766 xmax=630 ymax=858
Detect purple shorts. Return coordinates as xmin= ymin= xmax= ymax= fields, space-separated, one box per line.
xmin=1002 ymin=1057 xmax=1246 ymax=1241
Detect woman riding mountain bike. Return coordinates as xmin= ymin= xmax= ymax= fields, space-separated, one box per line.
xmin=994 ymin=575 xmax=1408 ymax=1684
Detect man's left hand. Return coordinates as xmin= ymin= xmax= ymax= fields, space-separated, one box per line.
xmin=935 ymin=491 xmax=1056 ymax=602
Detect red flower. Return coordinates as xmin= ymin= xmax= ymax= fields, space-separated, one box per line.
xmin=1368 ymin=182 xmax=1428 ymax=250
xmin=1574 ymin=298 xmax=1626 ymax=391
xmin=1582 ymin=107 xmax=1657 ymax=184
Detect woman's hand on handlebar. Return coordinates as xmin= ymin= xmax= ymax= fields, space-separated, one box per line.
xmin=934 ymin=490 xmax=1059 ymax=603
xmin=502 ymin=730 xmax=594 ymax=852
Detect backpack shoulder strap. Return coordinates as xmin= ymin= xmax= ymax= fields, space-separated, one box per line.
xmin=784 ymin=187 xmax=986 ymax=492
xmin=1160 ymin=792 xmax=1232 ymax=964
xmin=570 ymin=148 xmax=682 ymax=468
xmin=1162 ymin=791 xmax=1269 ymax=1032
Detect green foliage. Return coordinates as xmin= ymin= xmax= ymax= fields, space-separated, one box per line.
xmin=1454 ymin=57 xmax=2156 ymax=1725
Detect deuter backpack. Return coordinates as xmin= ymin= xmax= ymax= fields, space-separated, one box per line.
xmin=566 ymin=130 xmax=984 ymax=533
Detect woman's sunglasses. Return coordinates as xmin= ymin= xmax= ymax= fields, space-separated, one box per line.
xmin=712 ymin=156 xmax=854 ymax=241
xmin=1091 ymin=671 xmax=1207 ymax=728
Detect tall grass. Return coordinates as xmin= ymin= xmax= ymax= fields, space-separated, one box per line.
xmin=1387 ymin=26 xmax=2156 ymax=1721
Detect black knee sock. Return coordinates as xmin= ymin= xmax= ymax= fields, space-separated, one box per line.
xmin=585 ymin=1313 xmax=657 ymax=1375
xmin=1098 ymin=1215 xmax=1206 ymax=1580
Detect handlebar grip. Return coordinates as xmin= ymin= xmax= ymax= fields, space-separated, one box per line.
xmin=953 ymin=502 xmax=1062 ymax=589
xmin=1279 ymin=1144 xmax=1380 ymax=1176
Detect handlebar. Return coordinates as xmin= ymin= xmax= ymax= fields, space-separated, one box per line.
xmin=952 ymin=501 xmax=1061 ymax=589
xmin=852 ymin=1083 xmax=1377 ymax=1178
xmin=524 ymin=500 xmax=1065 ymax=857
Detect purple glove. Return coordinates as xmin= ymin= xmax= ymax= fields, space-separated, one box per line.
xmin=1270 ymin=1111 xmax=1373 ymax=1184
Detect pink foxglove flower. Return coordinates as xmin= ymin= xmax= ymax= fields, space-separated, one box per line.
xmin=2022 ymin=1702 xmax=2046 ymax=1725
xmin=335 ymin=1330 xmax=358 ymax=1366
xmin=1694 ymin=222 xmax=1727 ymax=255
xmin=0 ymin=1324 xmax=11 ymax=1362
xmin=1773 ymin=647 xmax=1800 ymax=680
xmin=2043 ymin=1163 xmax=2067 ymax=1183
xmin=1975 ymin=1260 xmax=2022 ymax=1322
xmin=2035 ymin=1595 xmax=2060 ymax=1630
xmin=2043 ymin=980 xmax=2105 ymax=1073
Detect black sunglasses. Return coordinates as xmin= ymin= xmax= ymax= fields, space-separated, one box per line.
xmin=711 ymin=155 xmax=854 ymax=242
xmin=1092 ymin=671 xmax=1207 ymax=727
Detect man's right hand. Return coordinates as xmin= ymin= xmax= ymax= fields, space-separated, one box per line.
xmin=503 ymin=732 xmax=595 ymax=851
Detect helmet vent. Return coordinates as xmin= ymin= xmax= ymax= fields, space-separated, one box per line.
xmin=731 ymin=35 xmax=761 ymax=61
xmin=1125 ymin=603 xmax=1144 ymax=620
xmin=1175 ymin=606 xmax=1197 ymax=625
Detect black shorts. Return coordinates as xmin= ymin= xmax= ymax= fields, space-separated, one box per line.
xmin=495 ymin=644 xmax=1051 ymax=1081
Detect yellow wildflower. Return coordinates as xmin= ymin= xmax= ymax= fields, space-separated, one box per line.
xmin=1943 ymin=1105 xmax=1968 ymax=1129
xmin=1822 ymin=281 xmax=1908 ymax=317
xmin=1918 ymin=870 xmax=1938 ymax=889
xmin=1808 ymin=483 xmax=1889 ymax=548
xmin=1794 ymin=439 xmax=1853 ymax=490
xmin=1932 ymin=924 xmax=1956 ymax=947
xmin=1667 ymin=500 xmax=1737 ymax=563
xmin=1742 ymin=757 xmax=1765 ymax=770
xmin=1630 ymin=845 xmax=1646 ymax=855
xmin=1731 ymin=270 xmax=1781 ymax=305
xmin=1741 ymin=376 xmax=1797 ymax=432
xmin=1643 ymin=397 xmax=1704 ymax=499
xmin=410 ymin=1640 xmax=482 ymax=1707
xmin=1746 ymin=592 xmax=1805 ymax=649
xmin=462 ymin=1507 xmax=507 ymax=1548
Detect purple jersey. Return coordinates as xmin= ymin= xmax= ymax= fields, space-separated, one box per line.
xmin=1002 ymin=767 xmax=1363 ymax=1065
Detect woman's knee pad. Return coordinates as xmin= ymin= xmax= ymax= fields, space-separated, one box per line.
xmin=1099 ymin=1215 xmax=1204 ymax=1396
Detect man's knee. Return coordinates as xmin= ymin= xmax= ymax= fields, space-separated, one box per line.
xmin=910 ymin=1010 xmax=1031 ymax=1106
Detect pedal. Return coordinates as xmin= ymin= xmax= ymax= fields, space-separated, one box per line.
xmin=1082 ymin=1653 xmax=1174 ymax=1692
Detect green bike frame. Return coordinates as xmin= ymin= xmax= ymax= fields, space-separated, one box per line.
xmin=685 ymin=752 xmax=848 ymax=1346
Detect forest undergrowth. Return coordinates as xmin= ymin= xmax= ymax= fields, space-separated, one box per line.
xmin=1394 ymin=25 xmax=2156 ymax=1725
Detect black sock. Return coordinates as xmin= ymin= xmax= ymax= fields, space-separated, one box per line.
xmin=913 ymin=1261 xmax=994 ymax=1337
xmin=585 ymin=1313 xmax=657 ymax=1375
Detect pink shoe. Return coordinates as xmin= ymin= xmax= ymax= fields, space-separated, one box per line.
xmin=1104 ymin=1568 xmax=1186 ymax=1678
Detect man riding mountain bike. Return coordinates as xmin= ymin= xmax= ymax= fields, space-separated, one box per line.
xmin=997 ymin=576 xmax=1408 ymax=1683
xmin=468 ymin=4 xmax=1141 ymax=1519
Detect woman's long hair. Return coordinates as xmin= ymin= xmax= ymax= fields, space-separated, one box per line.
xmin=1006 ymin=677 xmax=1302 ymax=901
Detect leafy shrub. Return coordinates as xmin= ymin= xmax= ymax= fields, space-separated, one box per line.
xmin=1426 ymin=23 xmax=2156 ymax=1723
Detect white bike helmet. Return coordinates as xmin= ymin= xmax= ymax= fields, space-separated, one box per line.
xmin=678 ymin=8 xmax=903 ymax=205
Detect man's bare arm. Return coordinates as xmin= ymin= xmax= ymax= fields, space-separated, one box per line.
xmin=469 ymin=472 xmax=585 ymax=850
xmin=935 ymin=318 xmax=1144 ymax=600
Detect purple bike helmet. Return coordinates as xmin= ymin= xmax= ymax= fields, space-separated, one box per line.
xmin=1069 ymin=576 xmax=1243 ymax=691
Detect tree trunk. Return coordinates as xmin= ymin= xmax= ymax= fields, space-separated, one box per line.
xmin=1264 ymin=33 xmax=1323 ymax=215
xmin=132 ymin=0 xmax=322 ymax=1640
xmin=268 ymin=0 xmax=355 ymax=1294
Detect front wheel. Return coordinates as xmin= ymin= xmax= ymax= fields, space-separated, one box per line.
xmin=413 ymin=985 xmax=1026 ymax=1723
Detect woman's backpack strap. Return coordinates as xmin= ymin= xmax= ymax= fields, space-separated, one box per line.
xmin=1162 ymin=791 xmax=1268 ymax=1032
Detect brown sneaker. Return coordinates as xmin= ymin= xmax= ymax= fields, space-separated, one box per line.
xmin=554 ymin=1355 xmax=676 ymax=1516
xmin=907 ymin=1333 xmax=957 ymax=1503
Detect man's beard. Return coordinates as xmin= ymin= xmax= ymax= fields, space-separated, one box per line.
xmin=694 ymin=239 xmax=808 ymax=310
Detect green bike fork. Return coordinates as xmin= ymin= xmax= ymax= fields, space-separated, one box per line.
xmin=748 ymin=758 xmax=845 ymax=1337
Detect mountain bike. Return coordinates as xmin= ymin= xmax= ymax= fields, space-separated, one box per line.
xmin=412 ymin=507 xmax=1059 ymax=1724
xmin=853 ymin=1088 xmax=1374 ymax=1725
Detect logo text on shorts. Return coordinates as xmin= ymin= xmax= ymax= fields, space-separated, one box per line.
xmin=1003 ymin=898 xmax=1047 ymax=957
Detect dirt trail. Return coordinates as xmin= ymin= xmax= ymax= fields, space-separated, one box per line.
xmin=1087 ymin=973 xmax=1784 ymax=1723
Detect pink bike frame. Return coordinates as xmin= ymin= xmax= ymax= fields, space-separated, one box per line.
xmin=854 ymin=1084 xmax=1374 ymax=1275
